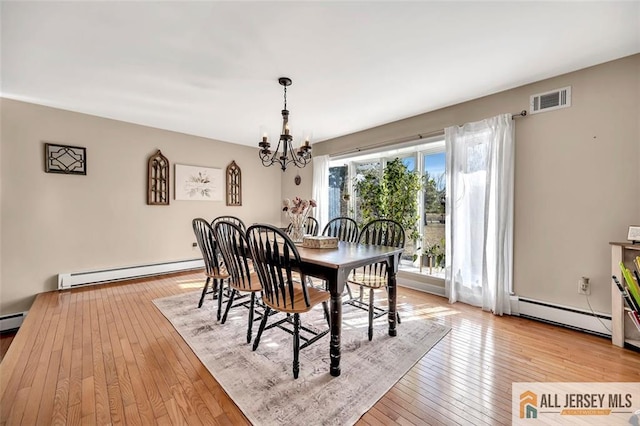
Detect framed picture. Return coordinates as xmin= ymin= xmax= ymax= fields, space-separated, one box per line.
xmin=44 ymin=143 xmax=87 ymax=175
xmin=628 ymin=226 xmax=640 ymax=243
xmin=175 ymin=164 xmax=223 ymax=201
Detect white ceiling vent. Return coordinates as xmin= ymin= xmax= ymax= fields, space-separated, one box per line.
xmin=529 ymin=86 xmax=571 ymax=114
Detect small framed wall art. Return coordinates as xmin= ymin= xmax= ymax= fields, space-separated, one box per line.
xmin=226 ymin=160 xmax=242 ymax=206
xmin=147 ymin=149 xmax=170 ymax=205
xmin=44 ymin=142 xmax=87 ymax=175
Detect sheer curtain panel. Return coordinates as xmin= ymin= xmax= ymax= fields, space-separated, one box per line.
xmin=312 ymin=155 xmax=330 ymax=230
xmin=444 ymin=114 xmax=514 ymax=315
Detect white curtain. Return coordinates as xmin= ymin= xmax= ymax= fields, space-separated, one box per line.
xmin=312 ymin=155 xmax=330 ymax=230
xmin=444 ymin=113 xmax=514 ymax=315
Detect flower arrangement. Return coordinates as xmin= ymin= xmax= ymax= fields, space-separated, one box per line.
xmin=283 ymin=197 xmax=317 ymax=242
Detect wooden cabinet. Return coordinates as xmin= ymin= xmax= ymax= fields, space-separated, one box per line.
xmin=610 ymin=242 xmax=640 ymax=349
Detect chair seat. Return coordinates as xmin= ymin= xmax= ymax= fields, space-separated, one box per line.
xmin=348 ymin=272 xmax=388 ymax=289
xmin=263 ymin=284 xmax=330 ymax=313
xmin=203 ymin=260 xmax=229 ymax=279
xmin=205 ymin=270 xmax=230 ymax=280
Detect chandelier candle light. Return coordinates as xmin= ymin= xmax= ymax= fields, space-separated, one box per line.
xmin=258 ymin=77 xmax=312 ymax=171
xmin=283 ymin=197 xmax=316 ymax=243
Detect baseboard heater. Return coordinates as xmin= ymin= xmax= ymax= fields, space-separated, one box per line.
xmin=0 ymin=312 xmax=27 ymax=333
xmin=518 ymin=297 xmax=611 ymax=338
xmin=58 ymin=259 xmax=204 ymax=290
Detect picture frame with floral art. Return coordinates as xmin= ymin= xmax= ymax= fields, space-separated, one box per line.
xmin=175 ymin=164 xmax=223 ymax=201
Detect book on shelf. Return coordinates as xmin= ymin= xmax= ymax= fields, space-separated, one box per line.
xmin=628 ymin=311 xmax=640 ymax=332
xmin=613 ymin=275 xmax=640 ymax=312
xmin=619 ymin=261 xmax=640 ymax=308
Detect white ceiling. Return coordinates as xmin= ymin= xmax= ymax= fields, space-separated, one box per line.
xmin=2 ymin=2 xmax=639 ymax=148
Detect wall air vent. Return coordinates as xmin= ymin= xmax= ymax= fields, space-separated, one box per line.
xmin=529 ymin=86 xmax=571 ymax=114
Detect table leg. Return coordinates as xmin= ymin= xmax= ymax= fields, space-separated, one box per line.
xmin=388 ymin=257 xmax=398 ymax=337
xmin=329 ymin=292 xmax=342 ymax=376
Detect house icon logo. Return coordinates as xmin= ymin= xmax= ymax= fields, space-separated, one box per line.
xmin=520 ymin=390 xmax=538 ymax=419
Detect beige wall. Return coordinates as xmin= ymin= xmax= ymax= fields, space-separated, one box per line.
xmin=0 ymin=99 xmax=283 ymax=314
xmin=280 ymin=164 xmax=314 ymax=225
xmin=314 ymin=54 xmax=640 ymax=314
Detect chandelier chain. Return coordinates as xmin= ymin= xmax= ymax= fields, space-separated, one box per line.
xmin=283 ymin=85 xmax=287 ymax=110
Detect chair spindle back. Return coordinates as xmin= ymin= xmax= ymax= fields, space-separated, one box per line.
xmin=355 ymin=219 xmax=405 ymax=285
xmin=212 ymin=221 xmax=256 ymax=292
xmin=246 ymin=224 xmax=311 ymax=310
xmin=211 ymin=215 xmax=246 ymax=232
xmin=192 ymin=218 xmax=225 ymax=277
xmin=322 ymin=217 xmax=359 ymax=242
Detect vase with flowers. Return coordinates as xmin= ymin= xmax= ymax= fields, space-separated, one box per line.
xmin=283 ymin=197 xmax=317 ymax=242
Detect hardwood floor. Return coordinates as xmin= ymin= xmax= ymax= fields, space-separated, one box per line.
xmin=0 ymin=332 xmax=16 ymax=364
xmin=1 ymin=272 xmax=638 ymax=425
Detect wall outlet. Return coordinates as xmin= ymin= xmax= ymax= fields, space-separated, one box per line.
xmin=578 ymin=277 xmax=591 ymax=295
xmin=192 ymin=242 xmax=197 ymax=249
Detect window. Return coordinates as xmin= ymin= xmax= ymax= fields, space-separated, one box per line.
xmin=422 ymin=151 xmax=446 ymax=278
xmin=328 ymin=165 xmax=349 ymax=219
xmin=328 ymin=138 xmax=446 ymax=279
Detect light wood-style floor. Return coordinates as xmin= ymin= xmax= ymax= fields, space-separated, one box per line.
xmin=1 ymin=272 xmax=639 ymax=425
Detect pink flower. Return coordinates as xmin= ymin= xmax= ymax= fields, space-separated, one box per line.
xmin=282 ymin=197 xmax=317 ymax=217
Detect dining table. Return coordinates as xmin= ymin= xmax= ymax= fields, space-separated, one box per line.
xmin=294 ymin=241 xmax=404 ymax=377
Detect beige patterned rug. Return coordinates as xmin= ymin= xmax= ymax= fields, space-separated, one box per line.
xmin=153 ymin=290 xmax=450 ymax=426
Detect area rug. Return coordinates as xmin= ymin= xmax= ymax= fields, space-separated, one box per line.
xmin=153 ymin=291 xmax=450 ymax=426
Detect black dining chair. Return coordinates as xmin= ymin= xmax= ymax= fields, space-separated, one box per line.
xmin=286 ymin=216 xmax=319 ymax=237
xmin=212 ymin=220 xmax=262 ymax=343
xmin=246 ymin=224 xmax=330 ymax=379
xmin=192 ymin=218 xmax=229 ymax=318
xmin=322 ymin=217 xmax=359 ymax=243
xmin=211 ymin=215 xmax=246 ymax=232
xmin=316 ymin=216 xmax=360 ymax=293
xmin=346 ymin=219 xmax=405 ymax=341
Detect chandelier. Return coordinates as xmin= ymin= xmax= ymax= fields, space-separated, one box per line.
xmin=258 ymin=77 xmax=312 ymax=171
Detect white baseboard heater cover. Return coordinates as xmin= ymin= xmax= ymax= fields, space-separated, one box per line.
xmin=518 ymin=297 xmax=611 ymax=337
xmin=58 ymin=259 xmax=204 ymax=290
xmin=0 ymin=312 xmax=27 ymax=332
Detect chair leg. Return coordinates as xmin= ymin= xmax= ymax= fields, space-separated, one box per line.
xmin=212 ymin=278 xmax=219 ymax=299
xmin=322 ymin=301 xmax=330 ymax=328
xmin=252 ymin=306 xmax=271 ymax=351
xmin=216 ymin=280 xmax=224 ymax=321
xmin=345 ymin=283 xmax=353 ymax=300
xmin=247 ymin=293 xmax=255 ymax=344
xmin=368 ymin=288 xmax=374 ymax=341
xmin=293 ymin=313 xmax=300 ymax=379
xmin=221 ymin=289 xmax=236 ymax=324
xmin=198 ymin=277 xmax=211 ymax=308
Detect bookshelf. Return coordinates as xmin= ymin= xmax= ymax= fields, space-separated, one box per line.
xmin=610 ymin=242 xmax=640 ymax=349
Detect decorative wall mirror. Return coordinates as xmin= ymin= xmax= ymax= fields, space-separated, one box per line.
xmin=226 ymin=160 xmax=242 ymax=206
xmin=147 ymin=150 xmax=170 ymax=205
